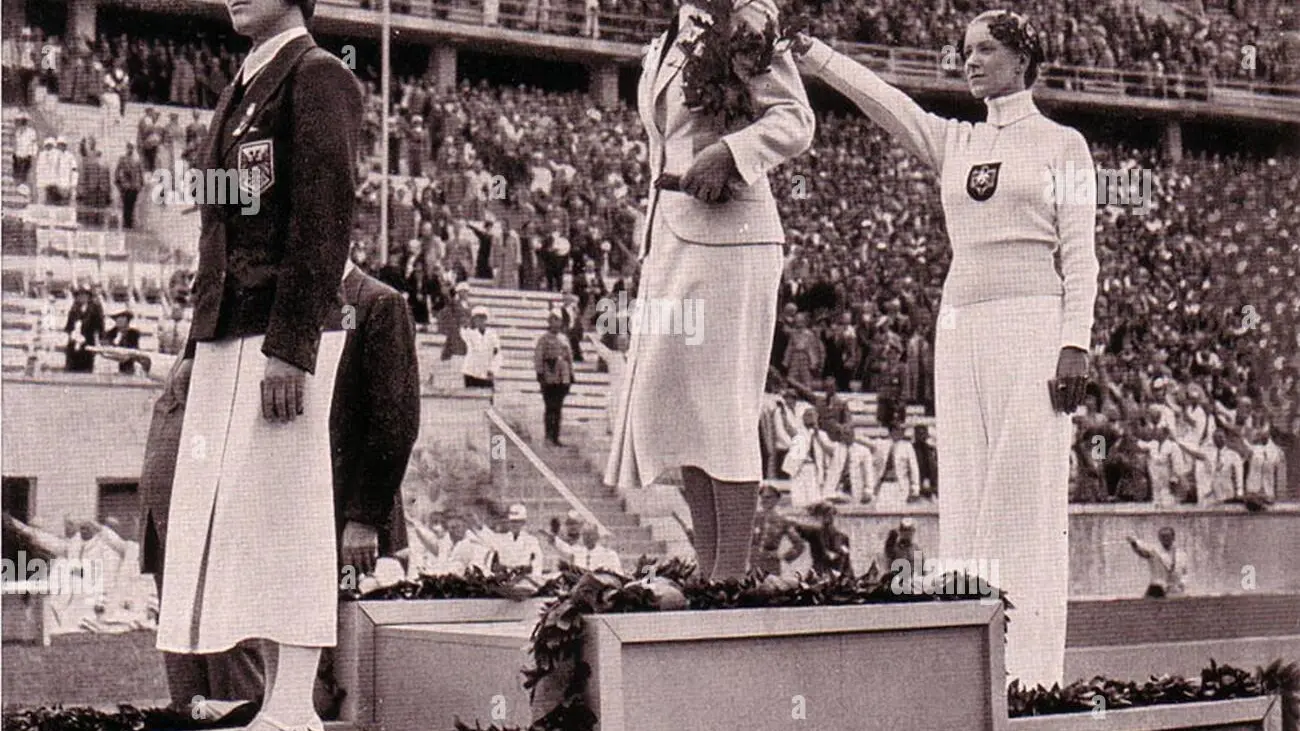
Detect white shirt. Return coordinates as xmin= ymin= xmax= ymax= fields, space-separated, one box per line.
xmin=1207 ymin=447 xmax=1244 ymax=501
xmin=14 ymin=126 xmax=37 ymax=158
xmin=461 ymin=326 xmax=503 ymax=380
xmin=1246 ymin=441 xmax=1285 ymax=499
xmin=496 ymin=530 xmax=543 ymax=577
xmin=239 ymin=26 xmax=310 ymax=85
xmin=569 ymin=543 xmax=622 ymax=573
xmin=1132 ymin=540 xmax=1186 ymax=594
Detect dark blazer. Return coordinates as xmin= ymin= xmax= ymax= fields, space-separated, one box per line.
xmin=185 ymin=34 xmax=364 ymax=374
xmin=104 ymin=326 xmax=142 ymax=373
xmin=325 ymin=267 xmax=421 ymax=554
xmin=141 ymin=268 xmax=419 ymax=573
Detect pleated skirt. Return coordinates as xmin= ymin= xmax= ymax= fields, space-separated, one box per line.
xmin=156 ymin=332 xmax=346 ymax=653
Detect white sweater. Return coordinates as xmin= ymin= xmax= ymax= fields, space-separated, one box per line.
xmin=800 ymin=40 xmax=1099 ymax=350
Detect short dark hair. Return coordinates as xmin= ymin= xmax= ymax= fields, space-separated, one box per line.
xmin=291 ymin=0 xmax=316 ymax=22
xmin=971 ymin=10 xmax=1046 ymax=86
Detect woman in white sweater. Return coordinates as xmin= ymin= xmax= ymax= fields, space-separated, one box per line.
xmin=792 ymin=10 xmax=1099 ymax=689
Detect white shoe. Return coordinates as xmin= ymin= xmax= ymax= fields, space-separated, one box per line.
xmin=244 ymin=713 xmax=324 ymax=731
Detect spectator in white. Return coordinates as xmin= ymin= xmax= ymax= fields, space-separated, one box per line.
xmin=767 ymin=389 xmax=806 ymax=478
xmin=570 ymin=523 xmax=622 ymax=573
xmin=101 ymin=62 xmax=128 ymax=134
xmin=528 ymin=152 xmax=554 ymax=196
xmin=826 ymin=422 xmax=877 ymax=504
xmin=874 ymin=424 xmax=922 ymax=508
xmin=461 ymin=305 xmax=503 ymax=389
xmin=12 ymin=113 xmax=37 ymax=185
xmin=1127 ymin=527 xmax=1187 ymax=598
xmin=495 ymin=504 xmax=543 ymax=578
xmin=783 ymin=409 xmax=830 ymax=509
xmin=1245 ymin=426 xmax=1286 ymax=501
xmin=584 ymin=0 xmax=600 ymax=38
xmin=404 ymin=512 xmax=453 ymax=578
xmin=52 ymin=137 xmax=78 ymax=206
xmin=1139 ymin=424 xmax=1184 ymax=507
xmin=483 ymin=0 xmax=500 ymax=26
xmin=542 ymin=509 xmax=585 ymax=564
xmin=1178 ymin=384 xmax=1216 ymax=493
xmin=443 ymin=512 xmax=494 ymax=575
xmin=545 ymin=223 xmax=571 ymax=292
xmin=1180 ymin=429 xmax=1243 ymax=503
xmin=35 ymin=137 xmax=59 ymax=204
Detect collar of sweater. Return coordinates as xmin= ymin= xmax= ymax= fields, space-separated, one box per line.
xmin=984 ymin=88 xmax=1038 ymax=128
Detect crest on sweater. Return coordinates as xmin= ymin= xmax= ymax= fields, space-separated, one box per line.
xmin=966 ymin=162 xmax=1001 ymax=202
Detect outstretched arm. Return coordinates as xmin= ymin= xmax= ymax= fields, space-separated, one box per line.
xmin=795 ymin=37 xmax=953 ymax=172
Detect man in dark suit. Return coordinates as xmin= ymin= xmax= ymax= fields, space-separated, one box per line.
xmin=141 ymin=259 xmax=420 ymax=726
xmin=63 ymin=287 xmax=104 ymax=372
xmin=103 ymin=309 xmax=142 ymax=374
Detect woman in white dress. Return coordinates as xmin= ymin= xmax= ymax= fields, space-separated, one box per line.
xmin=792 ymin=9 xmax=1099 ymax=689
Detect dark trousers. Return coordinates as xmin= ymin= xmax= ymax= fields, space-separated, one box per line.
xmin=121 ymin=189 xmax=139 ymax=229
xmin=541 ymin=383 xmax=569 ymax=442
xmin=1144 ymin=584 xmax=1167 ymax=599
xmin=12 ymin=155 xmax=31 ymax=184
xmin=464 ymin=374 xmax=494 ymax=389
xmin=142 ymin=147 xmax=158 ymax=172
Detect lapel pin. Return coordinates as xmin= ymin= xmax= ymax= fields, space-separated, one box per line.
xmin=232 ymin=103 xmax=257 ymax=138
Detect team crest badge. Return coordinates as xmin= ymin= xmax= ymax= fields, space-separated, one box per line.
xmin=237 ymin=139 xmax=274 ymax=199
xmin=966 ymin=162 xmax=1001 ymax=202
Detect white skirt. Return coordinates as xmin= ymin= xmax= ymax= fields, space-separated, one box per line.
xmin=604 ymin=212 xmax=783 ymax=488
xmin=156 ymin=333 xmax=346 ymax=653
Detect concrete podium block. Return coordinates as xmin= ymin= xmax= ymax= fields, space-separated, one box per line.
xmin=581 ymin=601 xmax=1007 ymax=731
xmin=1008 ymin=696 xmax=1283 ymax=731
xmin=335 ymin=599 xmax=544 ymax=728
xmin=375 ymin=621 xmax=535 ymax=731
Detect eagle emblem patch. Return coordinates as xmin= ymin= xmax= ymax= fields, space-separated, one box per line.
xmin=966 ymin=162 xmax=1001 ymax=202
xmin=237 ymin=139 xmax=274 ymax=200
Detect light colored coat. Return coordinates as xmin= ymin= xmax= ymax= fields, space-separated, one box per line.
xmin=634 ymin=0 xmax=815 ymax=254
xmin=606 ymin=1 xmax=814 ymax=489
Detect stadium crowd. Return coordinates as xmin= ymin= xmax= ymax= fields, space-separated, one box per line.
xmin=5 ymin=0 xmax=1297 ymax=115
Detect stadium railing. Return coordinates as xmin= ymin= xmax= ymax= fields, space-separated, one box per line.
xmin=318 ymin=0 xmax=1300 ymax=104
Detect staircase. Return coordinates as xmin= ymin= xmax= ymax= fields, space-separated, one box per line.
xmin=2 ymin=114 xmax=27 ymax=210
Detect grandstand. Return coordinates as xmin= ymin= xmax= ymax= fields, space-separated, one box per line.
xmin=1 ymin=0 xmax=1297 ymax=571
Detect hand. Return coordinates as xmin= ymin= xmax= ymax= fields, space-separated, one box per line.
xmin=681 ymin=142 xmax=738 ymax=204
xmin=261 ymin=356 xmax=306 ymax=422
xmin=777 ymin=31 xmax=815 ymax=58
xmin=1050 ymin=347 xmax=1089 ymax=413
xmin=165 ymin=357 xmax=193 ymax=402
xmin=341 ymin=521 xmax=379 ymax=576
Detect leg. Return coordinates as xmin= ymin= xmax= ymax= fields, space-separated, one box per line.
xmin=259 ymin=643 xmax=323 ymax=727
xmin=709 ymin=475 xmax=758 ymax=580
xmin=680 ymin=466 xmax=718 ymax=580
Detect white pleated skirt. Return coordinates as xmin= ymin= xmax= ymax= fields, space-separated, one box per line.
xmin=156 ymin=332 xmax=346 ymax=653
xmin=604 ymin=212 xmax=783 ymax=489
xmin=934 ymin=295 xmax=1072 ymax=690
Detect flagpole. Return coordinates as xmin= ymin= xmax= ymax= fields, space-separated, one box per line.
xmin=379 ymin=0 xmax=391 ymax=267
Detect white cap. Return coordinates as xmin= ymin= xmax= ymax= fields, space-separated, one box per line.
xmin=471 ymin=305 xmax=489 ymax=318
xmin=506 ymin=503 xmax=527 ymax=521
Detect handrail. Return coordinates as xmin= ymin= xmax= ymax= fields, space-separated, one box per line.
xmin=484 ymin=405 xmax=610 ymax=536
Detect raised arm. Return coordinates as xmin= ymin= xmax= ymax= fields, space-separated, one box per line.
xmin=795 ymin=38 xmax=953 ymax=172
xmin=718 ymin=0 xmax=817 ymax=187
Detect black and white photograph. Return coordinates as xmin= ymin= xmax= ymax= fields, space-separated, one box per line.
xmin=0 ymin=0 xmax=1297 ymax=729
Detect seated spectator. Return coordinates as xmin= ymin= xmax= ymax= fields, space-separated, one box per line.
xmin=790 ymin=501 xmax=851 ymax=576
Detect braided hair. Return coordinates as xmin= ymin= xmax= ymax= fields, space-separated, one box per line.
xmin=971 ymin=9 xmax=1047 ymax=86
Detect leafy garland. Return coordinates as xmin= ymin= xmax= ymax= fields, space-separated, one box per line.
xmin=676 ymin=0 xmax=809 ymax=132
xmin=6 ymin=564 xmax=1293 ymax=731
xmin=459 ymin=557 xmax=1013 ymax=731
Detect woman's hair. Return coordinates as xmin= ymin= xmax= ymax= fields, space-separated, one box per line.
xmin=970 ymin=9 xmax=1046 ymax=86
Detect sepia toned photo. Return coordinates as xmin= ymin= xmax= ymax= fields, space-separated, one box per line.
xmin=0 ymin=0 xmax=1297 ymax=729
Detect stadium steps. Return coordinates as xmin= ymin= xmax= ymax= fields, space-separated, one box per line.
xmin=2 ymin=116 xmax=27 ymax=210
